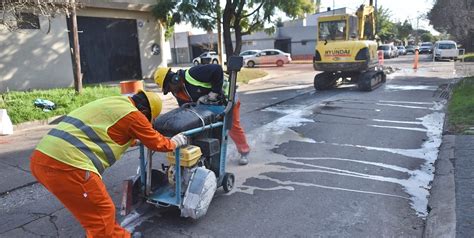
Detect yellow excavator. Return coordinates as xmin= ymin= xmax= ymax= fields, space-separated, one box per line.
xmin=313 ymin=0 xmax=385 ymax=91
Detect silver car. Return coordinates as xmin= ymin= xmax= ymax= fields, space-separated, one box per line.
xmin=397 ymin=46 xmax=407 ymax=55
xmin=244 ymin=49 xmax=292 ymax=67
xmin=239 ymin=50 xmax=261 ymax=59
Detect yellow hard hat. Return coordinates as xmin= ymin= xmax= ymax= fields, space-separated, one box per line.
xmin=139 ymin=90 xmax=162 ymax=120
xmin=154 ymin=67 xmax=171 ymax=90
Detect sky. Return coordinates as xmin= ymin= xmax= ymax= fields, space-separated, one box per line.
xmin=318 ymin=0 xmax=438 ymax=34
xmin=175 ymin=0 xmax=438 ymax=35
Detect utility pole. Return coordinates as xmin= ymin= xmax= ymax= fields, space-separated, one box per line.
xmin=216 ymin=0 xmax=223 ymax=65
xmin=173 ymin=32 xmax=177 ymax=64
xmin=71 ymin=0 xmax=82 ymax=94
xmin=415 ymin=14 xmax=420 ymax=45
xmin=375 ymin=0 xmax=378 ymax=35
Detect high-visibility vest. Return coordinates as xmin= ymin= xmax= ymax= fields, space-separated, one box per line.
xmin=36 ymin=96 xmax=136 ymax=176
xmin=185 ymin=70 xmax=230 ymax=97
xmin=185 ymin=70 xmax=212 ymax=89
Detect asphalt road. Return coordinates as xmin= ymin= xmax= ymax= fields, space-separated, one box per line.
xmin=0 ymin=54 xmax=459 ymax=237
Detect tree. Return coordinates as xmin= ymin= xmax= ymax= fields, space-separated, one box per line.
xmin=428 ymin=0 xmax=473 ymax=51
xmin=395 ymin=20 xmax=413 ymax=43
xmin=420 ymin=32 xmax=434 ymax=42
xmin=375 ymin=6 xmax=396 ymax=43
xmin=154 ymin=0 xmax=314 ymax=62
xmin=220 ymin=0 xmax=313 ymax=58
xmin=1 ymin=0 xmax=80 ymax=31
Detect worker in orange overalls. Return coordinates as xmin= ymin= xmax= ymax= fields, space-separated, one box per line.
xmin=30 ymin=90 xmax=187 ymax=238
xmin=154 ymin=65 xmax=251 ymax=165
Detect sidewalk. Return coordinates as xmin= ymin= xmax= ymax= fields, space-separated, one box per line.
xmin=452 ymin=135 xmax=474 ymax=237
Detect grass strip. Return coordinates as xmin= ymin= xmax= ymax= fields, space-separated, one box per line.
xmin=236 ymin=68 xmax=268 ymax=84
xmin=448 ymin=77 xmax=474 ymax=133
xmin=1 ymin=85 xmax=121 ymax=125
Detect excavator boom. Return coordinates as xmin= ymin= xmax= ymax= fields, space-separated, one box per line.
xmin=356 ymin=0 xmax=376 ymax=40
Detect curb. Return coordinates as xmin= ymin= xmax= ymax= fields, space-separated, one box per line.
xmin=423 ymin=84 xmax=457 ymax=238
xmin=13 ymin=115 xmax=65 ymax=131
xmin=423 ymin=134 xmax=456 ymax=238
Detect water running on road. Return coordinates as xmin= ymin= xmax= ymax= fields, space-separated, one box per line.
xmin=228 ymin=97 xmax=445 ymax=218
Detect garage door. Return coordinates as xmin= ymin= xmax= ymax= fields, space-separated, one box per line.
xmin=67 ymin=16 xmax=142 ymax=84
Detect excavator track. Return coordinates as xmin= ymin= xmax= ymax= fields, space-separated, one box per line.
xmin=314 ymin=72 xmax=338 ymax=90
xmin=357 ymin=70 xmax=386 ymax=91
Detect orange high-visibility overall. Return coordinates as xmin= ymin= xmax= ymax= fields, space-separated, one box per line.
xmin=31 ymin=97 xmax=175 ymax=238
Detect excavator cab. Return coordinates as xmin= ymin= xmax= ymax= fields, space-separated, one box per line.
xmin=318 ymin=15 xmax=359 ymax=42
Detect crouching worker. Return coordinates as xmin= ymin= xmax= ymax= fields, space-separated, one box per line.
xmin=30 ymin=90 xmax=187 ymax=238
xmin=154 ymin=64 xmax=251 ymax=165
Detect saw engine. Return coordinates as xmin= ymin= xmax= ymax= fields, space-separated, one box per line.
xmin=166 ymin=145 xmax=203 ymax=188
xmin=164 ymin=140 xmax=220 ymax=219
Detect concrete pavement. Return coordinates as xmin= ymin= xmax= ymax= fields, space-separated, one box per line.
xmin=1 ymin=62 xmax=473 ymax=236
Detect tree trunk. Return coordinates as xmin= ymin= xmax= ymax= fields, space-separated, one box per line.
xmin=216 ymin=1 xmax=223 ymax=65
xmin=234 ymin=21 xmax=243 ymax=55
xmin=222 ymin=2 xmax=234 ymax=63
xmin=157 ymin=21 xmax=167 ymax=67
xmin=71 ymin=0 xmax=82 ymax=94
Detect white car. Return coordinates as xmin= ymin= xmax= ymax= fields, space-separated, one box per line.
xmin=192 ymin=51 xmax=220 ymax=65
xmin=239 ymin=50 xmax=261 ymax=59
xmin=433 ymin=40 xmax=459 ymax=61
xmin=244 ymin=49 xmax=292 ymax=67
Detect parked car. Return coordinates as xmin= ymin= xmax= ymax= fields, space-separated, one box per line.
xmin=192 ymin=51 xmax=219 ymax=65
xmin=239 ymin=50 xmax=261 ymax=59
xmin=391 ymin=45 xmax=399 ymax=57
xmin=397 ymin=46 xmax=407 ymax=55
xmin=419 ymin=42 xmax=433 ymax=54
xmin=378 ymin=44 xmax=397 ymax=59
xmin=244 ymin=49 xmax=292 ymax=67
xmin=405 ymin=45 xmax=416 ymax=54
xmin=433 ymin=40 xmax=459 ymax=61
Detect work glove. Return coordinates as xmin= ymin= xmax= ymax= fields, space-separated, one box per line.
xmin=171 ymin=133 xmax=188 ymax=148
xmin=198 ymin=91 xmax=220 ymax=105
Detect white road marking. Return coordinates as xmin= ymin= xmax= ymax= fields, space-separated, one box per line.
xmin=384 ymin=85 xmax=438 ymax=91
xmin=379 ymin=100 xmax=434 ymax=105
xmin=369 ymin=125 xmax=427 ymax=132
xmin=372 ymin=119 xmax=422 ymax=125
xmin=376 ymin=103 xmax=432 ymax=110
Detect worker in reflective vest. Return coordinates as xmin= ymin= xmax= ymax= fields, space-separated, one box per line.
xmin=30 ymin=90 xmax=187 ymax=238
xmin=154 ymin=64 xmax=251 ymax=165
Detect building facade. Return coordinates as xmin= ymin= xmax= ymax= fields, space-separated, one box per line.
xmin=1 ymin=0 xmax=168 ymax=92
xmin=171 ymin=8 xmax=347 ymax=62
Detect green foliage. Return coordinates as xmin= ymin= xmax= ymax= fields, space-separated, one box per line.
xmin=448 ymin=77 xmax=474 ymax=133
xmin=162 ymin=0 xmax=313 ymax=55
xmin=151 ymin=1 xmax=177 ymax=23
xmin=428 ymin=0 xmax=473 ymax=51
xmin=463 ymin=53 xmax=474 ymax=62
xmin=420 ymin=32 xmax=434 ymax=42
xmin=1 ymin=86 xmax=120 ymax=124
xmin=395 ymin=20 xmax=413 ymax=41
xmin=375 ymin=6 xmax=396 ymax=42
